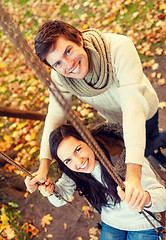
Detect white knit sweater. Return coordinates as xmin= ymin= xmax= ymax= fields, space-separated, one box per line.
xmin=40 ymin=33 xmax=159 ymax=165
xmin=48 ymin=158 xmax=166 ymax=231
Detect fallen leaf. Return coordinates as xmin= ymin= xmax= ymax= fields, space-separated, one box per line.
xmin=64 ymin=222 xmax=67 ymax=229
xmin=158 ymin=102 xmax=166 ymax=109
xmin=41 ymin=214 xmax=53 ymax=228
xmin=4 ymin=225 xmax=15 ymax=240
xmin=47 ymin=234 xmax=53 ymax=238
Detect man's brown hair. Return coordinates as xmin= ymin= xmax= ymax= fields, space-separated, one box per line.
xmin=35 ymin=20 xmax=82 ymax=67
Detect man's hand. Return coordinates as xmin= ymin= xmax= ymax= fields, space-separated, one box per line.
xmin=117 ymin=163 xmax=151 ymax=212
xmin=24 ymin=158 xmax=51 ymax=193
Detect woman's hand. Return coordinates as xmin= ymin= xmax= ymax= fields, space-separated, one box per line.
xmin=24 ymin=169 xmax=47 ymax=193
xmin=38 ymin=178 xmax=54 ymax=197
xmin=24 ymin=158 xmax=51 ymax=193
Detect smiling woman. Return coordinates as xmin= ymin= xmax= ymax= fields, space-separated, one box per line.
xmin=26 ymin=123 xmax=165 ymax=240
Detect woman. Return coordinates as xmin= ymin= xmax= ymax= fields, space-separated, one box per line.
xmin=25 ymin=124 xmax=166 ymax=239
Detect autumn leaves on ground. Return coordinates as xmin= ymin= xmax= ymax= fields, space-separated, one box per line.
xmin=0 ymin=0 xmax=166 ymax=239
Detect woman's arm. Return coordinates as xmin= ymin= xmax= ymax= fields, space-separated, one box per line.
xmin=141 ymin=158 xmax=166 ymax=212
xmin=25 ymin=71 xmax=72 ymax=192
xmin=48 ymin=173 xmax=76 ymax=207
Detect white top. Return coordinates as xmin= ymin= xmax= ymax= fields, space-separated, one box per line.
xmin=40 ymin=33 xmax=159 ymax=166
xmin=48 ymin=158 xmax=166 ymax=231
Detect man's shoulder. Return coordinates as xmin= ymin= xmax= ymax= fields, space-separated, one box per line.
xmin=103 ymin=32 xmax=130 ymax=42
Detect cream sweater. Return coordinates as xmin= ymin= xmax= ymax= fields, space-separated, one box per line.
xmin=40 ymin=33 xmax=159 ymax=165
xmin=48 ymin=158 xmax=166 ymax=231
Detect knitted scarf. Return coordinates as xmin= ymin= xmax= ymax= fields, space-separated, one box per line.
xmin=57 ymin=29 xmax=113 ymax=97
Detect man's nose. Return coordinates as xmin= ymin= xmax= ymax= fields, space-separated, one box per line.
xmin=64 ymin=58 xmax=74 ymax=69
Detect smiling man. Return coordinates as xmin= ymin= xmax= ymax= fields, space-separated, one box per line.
xmin=25 ymin=20 xmax=166 ymax=210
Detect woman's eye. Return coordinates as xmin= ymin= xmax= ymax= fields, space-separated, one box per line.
xmin=64 ymin=159 xmax=71 ymax=164
xmin=76 ymin=147 xmax=81 ymax=154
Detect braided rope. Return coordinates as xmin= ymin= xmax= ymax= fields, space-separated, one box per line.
xmin=0 ymin=3 xmax=162 ymax=235
xmin=0 ymin=3 xmax=124 ymax=190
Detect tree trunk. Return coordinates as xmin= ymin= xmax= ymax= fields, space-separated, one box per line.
xmin=0 ymin=106 xmax=46 ymax=121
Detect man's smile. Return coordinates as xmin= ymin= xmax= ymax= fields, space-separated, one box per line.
xmin=69 ymin=61 xmax=80 ymax=74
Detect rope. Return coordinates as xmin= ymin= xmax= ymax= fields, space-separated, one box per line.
xmin=0 ymin=3 xmax=124 ymax=190
xmin=0 ymin=3 xmax=163 ymax=236
xmin=0 ymin=150 xmax=102 ymax=229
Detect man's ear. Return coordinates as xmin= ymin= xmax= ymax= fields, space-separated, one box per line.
xmin=78 ymin=35 xmax=83 ymax=46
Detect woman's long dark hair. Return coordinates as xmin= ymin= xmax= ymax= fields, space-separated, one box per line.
xmin=49 ymin=124 xmax=123 ymax=212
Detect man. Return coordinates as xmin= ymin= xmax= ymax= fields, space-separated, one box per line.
xmin=26 ymin=20 xmax=166 ymax=211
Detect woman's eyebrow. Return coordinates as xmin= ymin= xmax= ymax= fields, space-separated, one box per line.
xmin=63 ymin=157 xmax=70 ymax=163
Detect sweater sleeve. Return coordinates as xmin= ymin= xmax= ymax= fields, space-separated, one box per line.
xmin=48 ymin=173 xmax=76 ymax=207
xmin=113 ymin=35 xmax=150 ymax=165
xmin=40 ymin=70 xmax=72 ymax=160
xmin=141 ymin=158 xmax=166 ymax=212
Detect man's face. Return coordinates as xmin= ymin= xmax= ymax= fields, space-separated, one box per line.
xmin=46 ymin=35 xmax=89 ymax=79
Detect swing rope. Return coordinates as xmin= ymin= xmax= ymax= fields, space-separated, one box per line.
xmin=0 ymin=3 xmax=164 ymax=237
xmin=0 ymin=150 xmax=102 ymax=229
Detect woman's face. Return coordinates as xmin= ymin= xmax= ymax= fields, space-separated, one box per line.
xmin=57 ymin=136 xmax=97 ymax=173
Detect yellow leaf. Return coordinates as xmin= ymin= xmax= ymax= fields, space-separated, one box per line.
xmin=47 ymin=234 xmax=53 ymax=238
xmin=89 ymin=227 xmax=98 ymax=235
xmin=157 ymin=73 xmax=162 ymax=79
xmin=14 ymin=143 xmax=24 ymax=151
xmin=158 ymin=78 xmax=166 ymax=86
xmin=25 ymin=133 xmax=32 ymax=141
xmin=158 ymin=102 xmax=166 ymax=109
xmin=24 ymin=192 xmax=29 ymax=198
xmin=159 ymin=4 xmax=166 ymax=10
xmin=29 ymin=146 xmax=38 ymax=155
xmin=16 ymin=122 xmax=27 ymax=130
xmin=1 ymin=213 xmax=9 ymax=226
xmin=41 ymin=214 xmax=53 ymax=228
xmin=30 ymin=131 xmax=36 ymax=140
xmin=151 ymin=63 xmax=159 ymax=70
xmin=64 ymin=222 xmax=67 ymax=230
xmin=68 ymin=195 xmax=74 ymax=202
xmin=4 ymin=225 xmax=15 ymax=240
xmin=151 ymin=72 xmax=156 ymax=78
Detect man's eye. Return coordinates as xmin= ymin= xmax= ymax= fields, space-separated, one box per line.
xmin=66 ymin=49 xmax=71 ymax=55
xmin=56 ymin=62 xmax=61 ymax=67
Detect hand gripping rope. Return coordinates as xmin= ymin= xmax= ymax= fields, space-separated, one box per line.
xmin=0 ymin=3 xmax=164 ymax=238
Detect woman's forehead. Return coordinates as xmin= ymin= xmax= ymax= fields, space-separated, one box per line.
xmin=57 ymin=136 xmax=80 ymax=159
